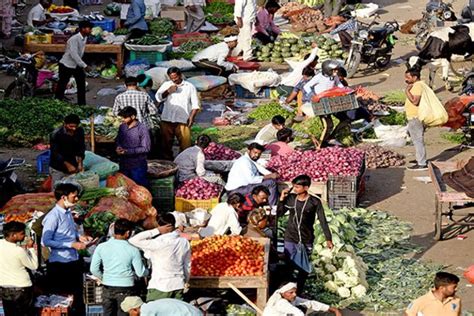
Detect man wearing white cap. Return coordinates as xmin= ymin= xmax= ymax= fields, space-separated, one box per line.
xmin=192 ymin=36 xmax=239 ymax=77
xmin=120 ymin=297 xmax=202 ymax=315
xmin=233 ymin=0 xmax=256 ymax=61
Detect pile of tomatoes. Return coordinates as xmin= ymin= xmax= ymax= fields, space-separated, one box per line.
xmin=191 ymin=235 xmax=265 ymax=277
xmin=50 ymin=5 xmax=74 ymax=13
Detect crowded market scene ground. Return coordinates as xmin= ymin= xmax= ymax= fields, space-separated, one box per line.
xmin=0 ymin=0 xmax=473 ymax=314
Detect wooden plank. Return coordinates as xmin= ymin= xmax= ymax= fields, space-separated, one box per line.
xmin=429 ymin=161 xmax=474 ymax=203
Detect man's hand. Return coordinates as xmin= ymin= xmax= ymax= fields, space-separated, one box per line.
xmin=405 ymin=84 xmax=413 ymax=96
xmin=64 ymin=162 xmax=77 ymax=173
xmin=116 ymin=146 xmax=126 ymax=155
xmin=84 ymin=66 xmax=91 ymax=73
xmin=157 ymin=224 xmax=174 ymax=235
xmin=79 ymin=235 xmax=93 ymax=244
xmin=263 ymin=172 xmax=279 ymax=180
xmin=280 ymin=188 xmax=291 ymax=201
xmin=24 ymin=237 xmax=35 ymax=249
xmin=311 ymin=42 xmax=318 ymax=49
xmin=326 ymin=240 xmax=334 ymax=249
xmin=72 ymin=242 xmax=87 ymax=250
xmin=329 ymin=307 xmax=342 ymax=316
xmin=187 ymin=117 xmax=194 ymax=127
xmin=167 ymin=85 xmax=178 ymax=94
xmin=236 ymin=17 xmax=243 ymax=28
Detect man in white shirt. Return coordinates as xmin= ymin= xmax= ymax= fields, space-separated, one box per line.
xmin=226 ymin=142 xmax=279 ymax=206
xmin=156 ymin=67 xmax=200 ymax=160
xmin=184 ymin=0 xmax=205 ymax=33
xmin=27 ymin=0 xmax=52 ymax=27
xmin=192 ymin=36 xmax=238 ymax=77
xmin=254 ymin=114 xmax=286 ymax=145
xmin=199 ymin=193 xmax=244 ymax=237
xmin=0 ymin=221 xmax=38 ymax=316
xmin=280 ymin=44 xmax=319 ymax=89
xmin=128 ymin=213 xmax=191 ymax=301
xmin=233 ymin=0 xmax=257 ymax=60
xmin=174 ymin=134 xmax=210 ymax=182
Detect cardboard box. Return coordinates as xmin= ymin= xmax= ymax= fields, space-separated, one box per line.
xmin=160 ymin=6 xmax=186 ymax=21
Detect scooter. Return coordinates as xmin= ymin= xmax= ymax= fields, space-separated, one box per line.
xmin=0 ymin=158 xmax=26 ymax=207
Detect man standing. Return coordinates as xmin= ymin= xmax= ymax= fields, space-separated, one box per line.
xmin=27 ymin=0 xmax=52 ymax=27
xmin=90 ymin=219 xmax=147 ymax=316
xmin=225 ymin=143 xmax=279 ymax=207
xmin=405 ymin=69 xmax=428 ymax=171
xmin=156 ymin=67 xmax=200 ymax=160
xmin=0 ymin=221 xmax=38 ymax=316
xmin=405 ymin=272 xmax=461 ymax=316
xmin=192 ymin=36 xmax=239 ymax=76
xmin=233 ymin=0 xmax=256 ymax=60
xmin=125 ymin=0 xmax=148 ymax=39
xmin=49 ymin=114 xmax=86 ymax=186
xmin=42 ymin=183 xmax=92 ymax=316
xmin=184 ymin=0 xmax=205 ymax=33
xmin=323 ymin=0 xmax=344 ymax=18
xmin=278 ymin=175 xmax=333 ymax=294
xmin=55 ymin=21 xmax=92 ymax=106
xmin=116 ymin=106 xmax=151 ymax=187
xmin=128 ymin=213 xmax=191 ymax=301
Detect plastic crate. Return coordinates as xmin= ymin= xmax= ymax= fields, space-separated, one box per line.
xmin=83 ymin=280 xmax=103 ymax=305
xmin=327 ymin=160 xmax=366 ymax=210
xmin=149 ymin=176 xmax=175 ymax=212
xmin=311 ymin=93 xmax=359 ymax=116
xmin=129 ymin=50 xmax=166 ymax=65
xmin=36 ymin=150 xmax=50 ymax=174
xmin=175 ymin=195 xmax=220 ymax=212
xmin=38 ymin=307 xmax=69 ymax=316
xmin=25 ymin=33 xmax=52 ymax=44
xmin=234 ymin=85 xmax=271 ymax=99
xmin=91 ymin=19 xmax=115 ymax=32
xmin=86 ymin=305 xmax=103 ymax=316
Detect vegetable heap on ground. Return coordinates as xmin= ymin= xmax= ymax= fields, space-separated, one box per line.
xmin=255 ymin=38 xmax=311 ymax=63
xmin=191 ymin=235 xmax=264 ymax=276
xmin=267 ymin=147 xmax=364 ymax=182
xmin=149 ymin=18 xmax=175 ymax=37
xmin=203 ymin=142 xmax=241 ymax=161
xmin=176 ymin=177 xmax=222 ymax=200
xmin=248 ymin=101 xmax=294 ymax=120
xmin=203 ymin=1 xmax=234 ymax=25
xmin=127 ymin=34 xmax=170 ymax=46
xmin=357 ymin=144 xmax=405 ymax=169
xmin=382 ymin=90 xmax=406 ymax=106
xmin=312 ymin=35 xmax=347 ymax=62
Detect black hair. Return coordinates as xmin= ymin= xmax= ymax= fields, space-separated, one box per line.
xmin=227 ymin=192 xmax=245 ymax=205
xmin=125 ymin=76 xmax=138 ymax=86
xmin=54 ymin=183 xmax=80 ymax=200
xmin=248 ymin=142 xmax=266 ymax=152
xmin=338 ymin=67 xmax=347 ymax=78
xmin=252 ymin=185 xmax=270 ymax=196
xmin=158 ymin=213 xmax=176 ymax=228
xmin=271 ymin=115 xmax=286 ymax=126
xmin=64 ymin=114 xmax=80 ymax=125
xmin=276 ymin=128 xmax=293 ymax=142
xmin=118 ymin=106 xmax=137 ymax=118
xmin=292 ymin=174 xmax=311 ymax=187
xmin=78 ymin=20 xmax=93 ymax=30
xmin=406 ymin=68 xmax=421 ymax=79
xmin=114 ymin=219 xmax=134 ymax=236
xmin=266 ymin=0 xmax=280 ymax=10
xmin=302 ymin=66 xmax=315 ymax=77
xmin=167 ymin=67 xmax=182 ymax=76
xmin=3 ymin=221 xmax=26 ymax=238
xmin=434 ymin=272 xmax=460 ymax=289
xmin=196 ymin=135 xmax=211 ymax=149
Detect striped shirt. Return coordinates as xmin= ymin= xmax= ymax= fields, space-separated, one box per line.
xmin=113 ymin=89 xmax=158 ymax=129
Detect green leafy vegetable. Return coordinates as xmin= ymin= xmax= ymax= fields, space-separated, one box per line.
xmin=148 ymin=18 xmax=175 ymax=37
xmin=380 ymin=110 xmax=407 ymax=126
xmin=248 ymin=101 xmax=294 ymax=121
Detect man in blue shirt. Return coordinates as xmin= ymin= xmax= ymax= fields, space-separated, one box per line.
xmin=41 ymin=183 xmax=92 ymax=316
xmin=125 ymin=0 xmax=148 ymax=39
xmin=90 ymin=219 xmax=147 ymax=316
xmin=120 ymin=297 xmax=202 ymax=316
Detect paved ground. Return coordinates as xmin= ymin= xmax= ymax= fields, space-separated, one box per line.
xmin=0 ymin=0 xmax=473 ymax=313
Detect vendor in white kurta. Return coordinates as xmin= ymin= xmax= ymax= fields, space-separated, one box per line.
xmin=192 ymin=36 xmax=239 ymax=77
xmin=263 ymin=282 xmax=342 ymax=316
xmin=156 ymin=67 xmax=200 ymax=160
xmin=27 ymin=0 xmax=52 ymax=27
xmin=233 ymin=0 xmax=257 ymax=61
xmin=184 ymin=0 xmax=205 ymax=33
xmin=279 ymin=43 xmax=319 ymax=91
xmin=254 ymin=114 xmax=286 ymax=145
xmin=199 ymin=193 xmax=245 ymax=237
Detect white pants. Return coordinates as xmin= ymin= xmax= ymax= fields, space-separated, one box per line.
xmin=232 ymin=20 xmax=254 ymax=61
xmin=185 ymin=5 xmax=205 ymax=33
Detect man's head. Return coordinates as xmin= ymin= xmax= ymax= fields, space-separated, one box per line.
xmin=265 ymin=0 xmax=280 ymax=14
xmin=196 ymin=134 xmax=211 ymax=149
xmin=167 ymin=67 xmax=183 ymax=85
xmin=114 ymin=219 xmax=134 ymax=239
xmin=121 ymin=296 xmax=144 ymax=316
xmin=291 ymin=174 xmax=311 ymax=195
xmin=40 ymin=0 xmax=52 ymax=10
xmin=78 ymin=20 xmax=93 ymax=37
xmin=434 ymin=272 xmax=460 ymax=298
xmin=64 ymin=114 xmax=81 ymax=135
xmin=337 ymin=66 xmax=347 ymax=79
xmin=54 ymin=183 xmax=80 ymax=207
xmin=251 ymin=185 xmax=270 ymax=206
xmin=278 ymin=282 xmax=298 ymax=302
xmin=247 ymin=142 xmax=265 ymax=161
xmin=3 ymin=221 xmax=27 ymax=243
xmin=224 ymin=36 xmax=238 ymax=49
xmin=125 ymin=76 xmax=138 ymax=88
xmin=227 ymin=192 xmax=245 ymax=211
xmin=302 ymin=66 xmax=315 ymax=79
xmin=276 ymin=128 xmax=293 ymax=143
xmin=157 ymin=213 xmax=176 ymax=234
xmin=271 ymin=115 xmax=286 ymax=130
xmin=118 ymin=106 xmax=138 ymax=126
xmin=405 ymin=69 xmax=421 ymax=84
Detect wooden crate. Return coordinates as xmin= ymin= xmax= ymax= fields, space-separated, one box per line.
xmin=175 ymin=194 xmax=220 ymax=212
xmin=189 ymin=237 xmax=270 ymax=310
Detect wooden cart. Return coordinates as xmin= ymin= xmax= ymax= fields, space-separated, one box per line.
xmin=189 ymin=237 xmax=270 ymax=311
xmin=428 ymin=161 xmax=474 ymax=241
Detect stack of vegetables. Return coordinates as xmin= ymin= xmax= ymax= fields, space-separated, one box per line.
xmin=176 ymin=177 xmax=222 ymax=200
xmin=149 ymin=18 xmax=175 ymax=37
xmin=203 ymin=1 xmax=234 ymax=25
xmin=248 ymin=101 xmax=294 ymax=120
xmin=312 ymin=35 xmax=347 ymax=61
xmin=82 ymin=109 xmax=122 ymax=140
xmin=357 ymin=144 xmax=405 ymax=169
xmin=256 ymin=38 xmax=311 ymax=63
xmin=127 ymin=34 xmax=170 ymax=46
xmin=203 ymin=142 xmax=241 ymax=161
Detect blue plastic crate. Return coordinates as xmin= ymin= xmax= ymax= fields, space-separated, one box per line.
xmin=36 ymin=150 xmax=50 ymax=174
xmin=234 ymin=85 xmax=271 ymax=99
xmin=86 ymin=305 xmax=103 ymax=316
xmin=91 ymin=19 xmax=116 ymax=32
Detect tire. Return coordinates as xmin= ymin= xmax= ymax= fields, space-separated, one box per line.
xmin=345 ymin=50 xmax=361 ymax=79
xmin=415 ymin=29 xmax=430 ymax=51
xmin=4 ymin=81 xmax=33 ymax=100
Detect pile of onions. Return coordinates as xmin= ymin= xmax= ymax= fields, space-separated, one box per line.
xmin=204 ymin=142 xmax=241 ymax=161
xmin=357 ymin=144 xmax=405 ymax=169
xmin=176 ymin=177 xmax=222 ymax=200
xmin=267 ymin=147 xmax=364 ymax=182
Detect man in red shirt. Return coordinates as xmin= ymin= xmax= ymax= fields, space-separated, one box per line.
xmin=239 ymin=185 xmax=270 ymax=225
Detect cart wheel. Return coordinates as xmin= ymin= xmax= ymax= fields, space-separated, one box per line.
xmin=433 ymin=198 xmax=443 ymax=241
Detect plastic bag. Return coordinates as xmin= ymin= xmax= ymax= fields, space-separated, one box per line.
xmin=84 ymin=151 xmax=119 ymax=180
xmin=373 ymin=120 xmax=408 ymax=147
xmin=89 ymin=196 xmax=147 ymax=222
xmin=418 ymin=81 xmax=449 ymax=127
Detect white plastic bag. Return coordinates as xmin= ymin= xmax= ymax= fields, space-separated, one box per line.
xmin=418 ymin=81 xmax=449 ymax=127
xmin=373 ymin=120 xmax=408 ymax=147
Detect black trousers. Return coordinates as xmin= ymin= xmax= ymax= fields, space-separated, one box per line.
xmin=102 ymin=286 xmax=137 ymax=316
xmin=47 ymin=260 xmax=84 ymax=316
xmin=192 ymin=60 xmax=233 ymax=77
xmin=55 ymin=63 xmax=86 ymax=105
xmin=0 ymin=286 xmax=34 ymax=316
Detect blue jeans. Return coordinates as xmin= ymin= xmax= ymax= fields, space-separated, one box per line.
xmin=120 ymin=165 xmax=149 ymax=187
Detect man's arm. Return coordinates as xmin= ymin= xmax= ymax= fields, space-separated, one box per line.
xmin=405 ymin=83 xmax=422 ymax=106
xmin=125 ymin=1 xmax=142 ymax=26
xmin=216 ymin=53 xmax=236 ymax=71
xmin=19 ymin=248 xmax=39 ymax=271
xmin=128 ymin=228 xmax=161 ymax=250
xmin=155 ymin=82 xmax=171 ymax=102
xmin=89 ymin=246 xmax=103 ymax=279
xmin=183 ymin=243 xmax=192 ymax=282
xmin=187 ymin=85 xmax=201 ymax=127
xmin=314 ymin=198 xmax=332 ymax=242
xmin=112 ymin=95 xmax=123 ymax=116
xmin=196 ymin=150 xmax=206 ymax=177
xmin=42 ymin=214 xmax=76 ymax=249
xmin=303 ymin=75 xmax=320 ymax=94
xmin=69 ymin=37 xmax=87 ymax=68
xmin=76 ymin=128 xmax=86 ymax=170
xmin=131 ymin=248 xmax=147 ymax=278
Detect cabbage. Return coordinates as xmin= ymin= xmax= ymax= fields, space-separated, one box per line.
xmin=337 ymin=287 xmax=351 ymax=298
xmin=91 ymin=26 xmax=103 ymax=36
xmin=324 ymin=281 xmax=338 ymax=292
xmin=351 ymin=285 xmax=367 ymax=299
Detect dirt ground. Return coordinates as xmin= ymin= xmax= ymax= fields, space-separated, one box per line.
xmin=1 ymin=0 xmax=474 ymax=313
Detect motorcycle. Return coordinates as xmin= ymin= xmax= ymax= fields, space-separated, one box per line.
xmin=344 ymin=20 xmax=399 ymax=78
xmin=415 ymin=0 xmax=457 ymax=50
xmin=0 ymin=158 xmax=26 ymax=207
